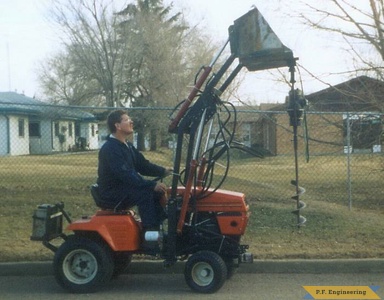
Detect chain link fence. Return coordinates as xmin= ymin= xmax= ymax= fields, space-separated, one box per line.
xmin=0 ymin=102 xmax=383 ymax=214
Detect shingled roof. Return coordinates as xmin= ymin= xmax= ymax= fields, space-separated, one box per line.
xmin=0 ymin=92 xmax=95 ymax=121
xmin=306 ymin=76 xmax=384 ymax=112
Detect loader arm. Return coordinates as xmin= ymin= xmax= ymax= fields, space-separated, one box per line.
xmin=165 ymin=7 xmax=297 ymax=266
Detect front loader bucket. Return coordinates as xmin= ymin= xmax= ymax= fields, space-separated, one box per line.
xmin=229 ymin=7 xmax=294 ymax=71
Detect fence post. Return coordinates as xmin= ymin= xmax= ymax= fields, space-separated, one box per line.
xmin=345 ymin=112 xmax=352 ymax=210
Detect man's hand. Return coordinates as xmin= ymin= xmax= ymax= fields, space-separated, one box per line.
xmin=154 ymin=182 xmax=167 ymax=194
xmin=164 ymin=168 xmax=173 ymax=177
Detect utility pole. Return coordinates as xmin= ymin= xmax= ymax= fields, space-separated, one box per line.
xmin=6 ymin=39 xmax=12 ymax=91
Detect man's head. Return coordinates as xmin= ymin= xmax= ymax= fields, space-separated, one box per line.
xmin=107 ymin=110 xmax=133 ymax=135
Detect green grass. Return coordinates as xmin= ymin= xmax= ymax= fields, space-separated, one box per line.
xmin=0 ymin=150 xmax=383 ymax=262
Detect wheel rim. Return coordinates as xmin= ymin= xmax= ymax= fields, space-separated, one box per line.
xmin=191 ymin=262 xmax=214 ymax=286
xmin=62 ymin=249 xmax=98 ymax=284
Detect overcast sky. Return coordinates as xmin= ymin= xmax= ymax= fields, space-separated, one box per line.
xmin=0 ymin=0 xmax=354 ymax=104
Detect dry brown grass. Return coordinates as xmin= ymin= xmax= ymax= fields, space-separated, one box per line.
xmin=0 ymin=151 xmax=383 ymax=262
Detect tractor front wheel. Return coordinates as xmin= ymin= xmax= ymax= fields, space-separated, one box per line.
xmin=184 ymin=251 xmax=227 ymax=293
xmin=53 ymin=235 xmax=114 ymax=293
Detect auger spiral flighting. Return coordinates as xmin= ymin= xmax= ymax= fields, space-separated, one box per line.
xmin=287 ymin=64 xmax=308 ymax=228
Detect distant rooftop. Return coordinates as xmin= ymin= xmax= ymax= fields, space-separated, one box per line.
xmin=0 ymin=92 xmax=95 ymax=121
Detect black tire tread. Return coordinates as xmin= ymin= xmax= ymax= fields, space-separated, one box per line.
xmin=184 ymin=250 xmax=227 ymax=294
xmin=53 ymin=235 xmax=114 ymax=293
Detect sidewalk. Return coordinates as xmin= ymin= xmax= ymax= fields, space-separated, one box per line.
xmin=1 ymin=259 xmax=383 ymax=276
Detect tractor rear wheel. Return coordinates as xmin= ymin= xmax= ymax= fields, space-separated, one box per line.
xmin=53 ymin=235 xmax=114 ymax=293
xmin=184 ymin=251 xmax=227 ymax=293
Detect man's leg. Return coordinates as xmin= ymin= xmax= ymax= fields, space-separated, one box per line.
xmin=154 ymin=191 xmax=167 ymax=223
xmin=132 ymin=188 xmax=159 ymax=230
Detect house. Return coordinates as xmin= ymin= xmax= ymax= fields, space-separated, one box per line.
xmin=0 ymin=92 xmax=98 ymax=156
xmin=305 ymin=76 xmax=384 ymax=112
xmin=231 ymin=105 xmax=277 ymax=155
xmin=260 ymin=76 xmax=384 ymax=155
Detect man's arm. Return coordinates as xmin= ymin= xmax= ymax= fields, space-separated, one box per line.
xmin=131 ymin=145 xmax=167 ymax=177
xmin=101 ymin=143 xmax=156 ymax=189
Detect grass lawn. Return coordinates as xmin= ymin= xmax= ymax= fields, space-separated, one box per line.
xmin=0 ymin=151 xmax=383 ymax=262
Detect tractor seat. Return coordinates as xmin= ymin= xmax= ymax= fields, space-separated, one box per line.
xmin=90 ymin=183 xmax=125 ymax=212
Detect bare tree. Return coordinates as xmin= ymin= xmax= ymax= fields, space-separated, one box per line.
xmin=116 ymin=0 xmax=217 ymax=150
xmin=40 ymin=0 xmax=217 ymax=104
xmin=41 ymin=0 xmax=128 ymax=106
xmin=293 ymin=0 xmax=384 ymax=158
xmin=38 ymin=50 xmax=103 ymax=105
xmin=39 ymin=0 xmax=220 ymax=150
xmin=299 ymin=0 xmax=384 ymax=79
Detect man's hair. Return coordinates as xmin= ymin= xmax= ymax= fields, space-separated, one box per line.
xmin=107 ymin=110 xmax=128 ymax=133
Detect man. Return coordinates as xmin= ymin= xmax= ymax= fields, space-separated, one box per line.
xmin=97 ymin=110 xmax=171 ymax=231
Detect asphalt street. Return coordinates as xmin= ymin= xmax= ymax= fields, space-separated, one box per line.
xmin=1 ymin=258 xmax=383 ymax=276
xmin=0 ymin=261 xmax=383 ymax=300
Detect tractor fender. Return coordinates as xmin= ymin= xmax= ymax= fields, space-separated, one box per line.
xmin=66 ymin=213 xmax=141 ymax=251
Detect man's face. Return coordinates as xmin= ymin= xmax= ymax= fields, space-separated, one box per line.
xmin=116 ymin=114 xmax=134 ymax=135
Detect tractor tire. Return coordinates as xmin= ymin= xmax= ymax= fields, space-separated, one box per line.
xmin=53 ymin=235 xmax=114 ymax=293
xmin=184 ymin=251 xmax=227 ymax=294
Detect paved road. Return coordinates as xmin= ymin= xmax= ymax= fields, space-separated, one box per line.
xmin=1 ymin=260 xmax=383 ymax=299
xmin=0 ymin=272 xmax=383 ymax=300
xmin=2 ymin=259 xmax=384 ymax=276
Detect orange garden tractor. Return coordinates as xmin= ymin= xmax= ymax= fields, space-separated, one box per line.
xmin=31 ymin=8 xmax=305 ymax=294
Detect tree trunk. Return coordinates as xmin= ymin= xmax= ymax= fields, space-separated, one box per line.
xmin=150 ymin=129 xmax=157 ymax=151
xmin=136 ymin=130 xmax=146 ymax=151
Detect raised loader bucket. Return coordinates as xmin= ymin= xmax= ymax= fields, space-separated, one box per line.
xmin=229 ymin=7 xmax=294 ymax=71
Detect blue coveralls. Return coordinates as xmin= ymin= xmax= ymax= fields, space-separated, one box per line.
xmin=97 ymin=135 xmax=166 ymax=229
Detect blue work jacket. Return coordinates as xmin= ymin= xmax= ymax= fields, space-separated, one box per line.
xmin=97 ymin=135 xmax=165 ymax=205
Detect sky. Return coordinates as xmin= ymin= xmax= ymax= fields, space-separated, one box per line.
xmin=0 ymin=0 xmax=355 ymax=104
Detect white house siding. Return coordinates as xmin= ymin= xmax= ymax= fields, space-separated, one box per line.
xmin=52 ymin=121 xmax=63 ymax=152
xmin=29 ymin=120 xmax=53 ymax=155
xmin=0 ymin=115 xmax=9 ymax=155
xmin=90 ymin=123 xmax=99 ymax=149
xmin=97 ymin=123 xmax=108 ymax=149
xmin=65 ymin=121 xmax=75 ymax=151
xmin=0 ymin=92 xmax=98 ymax=156
xmin=41 ymin=120 xmax=54 ymax=153
xmin=80 ymin=122 xmax=98 ymax=150
xmin=51 ymin=120 xmax=78 ymax=152
xmin=8 ymin=115 xmax=29 ymax=156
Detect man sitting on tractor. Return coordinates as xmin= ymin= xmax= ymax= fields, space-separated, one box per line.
xmin=97 ymin=110 xmax=172 ymax=232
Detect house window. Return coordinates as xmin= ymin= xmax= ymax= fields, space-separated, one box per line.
xmin=18 ymin=119 xmax=25 ymax=137
xmin=91 ymin=124 xmax=95 ymax=137
xmin=54 ymin=122 xmax=60 ymax=136
xmin=68 ymin=123 xmax=73 ymax=137
xmin=29 ymin=122 xmax=40 ymax=137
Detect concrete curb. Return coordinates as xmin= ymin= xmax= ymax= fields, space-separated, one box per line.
xmin=1 ymin=259 xmax=383 ymax=277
